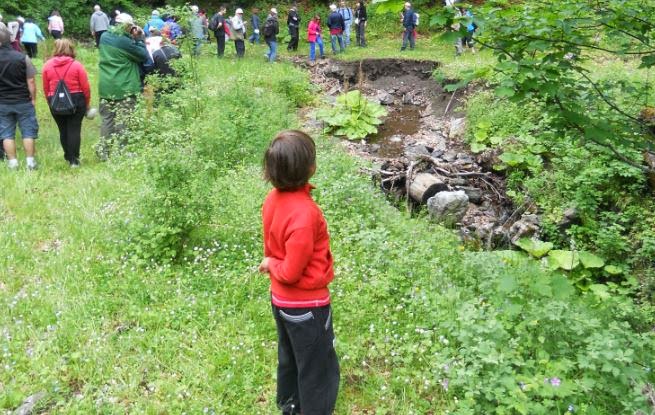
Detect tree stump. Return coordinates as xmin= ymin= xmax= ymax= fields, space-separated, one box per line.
xmin=408 ymin=173 xmax=448 ymax=203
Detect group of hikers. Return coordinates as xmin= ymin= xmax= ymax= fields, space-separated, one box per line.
xmin=0 ymin=7 xmax=181 ymax=168
xmin=0 ymin=1 xmax=477 ymax=170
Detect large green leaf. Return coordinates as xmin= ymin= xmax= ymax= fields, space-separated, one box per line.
xmin=547 ymin=250 xmax=580 ymax=271
xmin=578 ymin=251 xmax=605 ymax=269
xmin=514 ymin=238 xmax=554 ymax=258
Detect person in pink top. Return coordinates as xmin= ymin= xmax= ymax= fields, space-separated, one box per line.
xmin=307 ymin=15 xmax=325 ymax=62
xmin=48 ymin=11 xmax=64 ymax=39
xmin=42 ymin=39 xmax=91 ymax=167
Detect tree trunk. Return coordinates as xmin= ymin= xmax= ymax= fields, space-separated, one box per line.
xmin=408 ymin=173 xmax=448 ymax=203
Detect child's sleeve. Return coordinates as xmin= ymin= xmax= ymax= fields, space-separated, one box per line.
xmin=268 ymin=226 xmax=314 ymax=285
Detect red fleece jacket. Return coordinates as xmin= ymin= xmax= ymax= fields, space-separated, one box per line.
xmin=42 ymin=56 xmax=91 ymax=107
xmin=262 ymin=184 xmax=334 ymax=308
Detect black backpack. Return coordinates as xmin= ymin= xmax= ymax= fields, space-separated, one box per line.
xmin=49 ymin=63 xmax=76 ymax=116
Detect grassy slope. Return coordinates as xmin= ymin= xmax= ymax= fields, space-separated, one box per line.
xmin=1 ymin=36 xmax=653 ymax=414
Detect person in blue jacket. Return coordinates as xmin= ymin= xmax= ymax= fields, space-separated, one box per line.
xmin=248 ymin=8 xmax=261 ymax=44
xmin=21 ymin=18 xmax=45 ymax=58
xmin=144 ymin=10 xmax=165 ymax=37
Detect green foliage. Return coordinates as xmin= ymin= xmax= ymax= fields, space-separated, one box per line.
xmin=475 ymin=0 xmax=655 ymax=169
xmin=316 ymin=90 xmax=388 ymax=140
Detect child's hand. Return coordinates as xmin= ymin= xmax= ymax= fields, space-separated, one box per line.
xmin=258 ymin=257 xmax=270 ymax=274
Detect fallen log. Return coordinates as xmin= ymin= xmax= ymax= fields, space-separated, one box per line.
xmin=408 ymin=173 xmax=448 ymax=203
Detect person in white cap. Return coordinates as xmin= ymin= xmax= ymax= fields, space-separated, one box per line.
xmin=8 ymin=17 xmax=23 ymax=52
xmin=189 ymin=5 xmax=205 ymax=56
xmin=97 ymin=13 xmax=148 ymax=160
xmin=90 ymin=5 xmax=110 ymax=47
xmin=262 ymin=8 xmax=280 ymax=62
xmin=231 ymin=8 xmax=247 ymax=58
xmin=0 ymin=14 xmax=6 ymax=31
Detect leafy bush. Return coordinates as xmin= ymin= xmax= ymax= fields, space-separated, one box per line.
xmin=316 ymin=90 xmax=387 ymax=140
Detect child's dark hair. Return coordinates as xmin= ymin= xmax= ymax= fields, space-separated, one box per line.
xmin=264 ymin=130 xmax=316 ymax=191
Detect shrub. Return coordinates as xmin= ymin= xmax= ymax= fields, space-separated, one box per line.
xmin=316 ymin=90 xmax=388 ymax=140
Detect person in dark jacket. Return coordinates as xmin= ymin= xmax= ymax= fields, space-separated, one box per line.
xmin=248 ymin=8 xmax=261 ymax=44
xmin=354 ymin=0 xmax=367 ymax=47
xmin=327 ymin=4 xmax=345 ymax=54
xmin=400 ymin=1 xmax=417 ymax=51
xmin=286 ymin=5 xmax=300 ymax=51
xmin=263 ymin=8 xmax=280 ymax=63
xmin=209 ymin=6 xmax=227 ymax=58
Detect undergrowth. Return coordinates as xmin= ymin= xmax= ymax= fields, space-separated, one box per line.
xmin=0 ymin=44 xmax=653 ymax=415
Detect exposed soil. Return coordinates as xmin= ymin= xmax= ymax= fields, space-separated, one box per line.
xmin=296 ymin=57 xmax=540 ymax=248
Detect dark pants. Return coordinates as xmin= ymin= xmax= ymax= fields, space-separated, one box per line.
xmin=273 ymin=303 xmax=339 ymax=415
xmin=50 ymin=30 xmax=62 ymax=39
xmin=51 ymin=93 xmax=86 ymax=165
xmin=94 ymin=30 xmax=106 ymax=48
xmin=401 ymin=27 xmax=415 ymax=50
xmin=22 ymin=42 xmax=37 ymax=58
xmin=287 ymin=26 xmax=299 ymax=51
xmin=234 ymin=39 xmax=245 ymax=58
xmin=355 ymin=22 xmax=366 ymax=46
xmin=215 ymin=31 xmax=225 ymax=57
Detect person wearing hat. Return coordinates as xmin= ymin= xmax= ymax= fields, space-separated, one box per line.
xmin=327 ymin=4 xmax=345 ymax=54
xmin=97 ymin=13 xmax=147 ymax=160
xmin=286 ymin=5 xmax=300 ymax=52
xmin=189 ymin=5 xmax=205 ymax=56
xmin=0 ymin=14 xmax=6 ymax=31
xmin=144 ymin=10 xmax=165 ymax=37
xmin=90 ymin=5 xmax=110 ymax=47
xmin=262 ymin=8 xmax=279 ymax=63
xmin=231 ymin=8 xmax=247 ymax=58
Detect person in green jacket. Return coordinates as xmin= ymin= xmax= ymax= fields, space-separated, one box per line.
xmin=97 ymin=13 xmax=147 ymax=160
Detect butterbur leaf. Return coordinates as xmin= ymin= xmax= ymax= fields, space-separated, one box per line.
xmin=515 ymin=238 xmax=553 ymax=258
xmin=579 ymin=251 xmax=605 ymax=269
xmin=589 ymin=284 xmax=610 ymax=300
xmin=548 ymin=250 xmax=580 ymax=271
xmin=495 ymin=86 xmax=515 ymax=98
xmin=604 ymin=265 xmax=623 ymax=275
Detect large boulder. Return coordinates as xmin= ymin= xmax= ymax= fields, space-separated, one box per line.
xmin=427 ymin=191 xmax=469 ymax=227
xmin=449 ymin=117 xmax=467 ymax=140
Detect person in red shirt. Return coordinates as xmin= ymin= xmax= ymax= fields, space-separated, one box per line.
xmin=42 ymin=39 xmax=91 ymax=167
xmin=259 ymin=130 xmax=339 ymax=415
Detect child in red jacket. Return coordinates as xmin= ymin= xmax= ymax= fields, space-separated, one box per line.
xmin=259 ymin=130 xmax=339 ymax=415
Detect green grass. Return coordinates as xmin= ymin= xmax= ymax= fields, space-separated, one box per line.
xmin=1 ymin=40 xmax=653 ymax=414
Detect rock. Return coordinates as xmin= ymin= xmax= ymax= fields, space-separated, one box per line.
xmin=402 ymin=91 xmax=423 ymax=106
xmin=449 ymin=117 xmax=467 ymax=140
xmin=476 ymin=148 xmax=502 ymax=172
xmin=456 ymin=153 xmax=475 ymax=164
xmin=13 ymin=392 xmax=46 ymax=415
xmin=431 ymin=149 xmax=445 ymax=158
xmin=375 ymin=90 xmax=395 ymax=105
xmin=459 ymin=186 xmax=483 ymax=204
xmin=369 ymin=144 xmax=381 ymax=154
xmin=558 ymin=207 xmax=580 ymax=230
xmin=442 ymin=151 xmax=458 ymax=162
xmin=389 ymin=135 xmax=403 ymax=143
xmin=427 ymin=191 xmax=469 ymax=227
xmin=509 ymin=219 xmax=540 ymax=244
xmin=420 ymin=103 xmax=433 ymax=118
xmin=404 ymin=145 xmax=431 ymax=161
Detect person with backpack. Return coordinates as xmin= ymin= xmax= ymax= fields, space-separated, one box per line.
xmin=307 ymin=15 xmax=325 ymax=63
xmin=462 ymin=7 xmax=477 ymax=54
xmin=248 ymin=8 xmax=261 ymax=45
xmin=286 ymin=5 xmax=300 ymax=52
xmin=354 ymin=0 xmax=367 ymax=47
xmin=327 ymin=4 xmax=345 ymax=54
xmin=0 ymin=27 xmax=39 ymax=170
xmin=263 ymin=8 xmax=279 ymax=63
xmin=209 ymin=6 xmax=227 ymax=58
xmin=400 ymin=2 xmax=417 ymax=51
xmin=42 ymin=39 xmax=90 ymax=168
